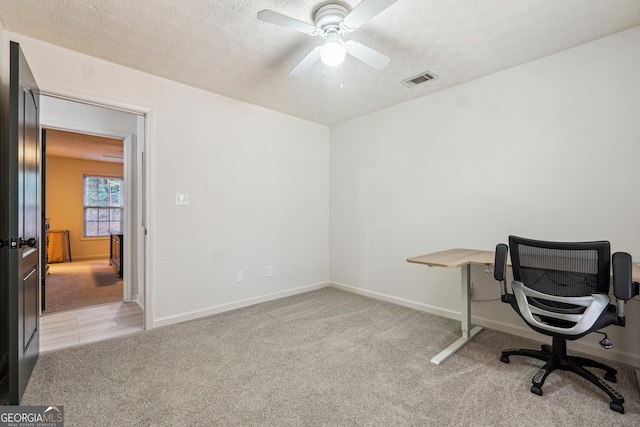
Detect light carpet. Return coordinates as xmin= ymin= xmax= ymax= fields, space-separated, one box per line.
xmin=44 ymin=259 xmax=123 ymax=314
xmin=22 ymin=288 xmax=640 ymax=426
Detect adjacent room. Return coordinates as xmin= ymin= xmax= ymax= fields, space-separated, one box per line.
xmin=1 ymin=0 xmax=639 ymax=424
xmin=45 ymin=129 xmax=125 ymax=312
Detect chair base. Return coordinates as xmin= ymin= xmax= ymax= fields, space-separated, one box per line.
xmin=500 ymin=337 xmax=625 ymax=414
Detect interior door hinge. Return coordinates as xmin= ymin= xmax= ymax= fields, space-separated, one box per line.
xmin=0 ymin=238 xmax=18 ymax=249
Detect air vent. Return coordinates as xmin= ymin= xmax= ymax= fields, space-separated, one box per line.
xmin=401 ymin=71 xmax=438 ymax=88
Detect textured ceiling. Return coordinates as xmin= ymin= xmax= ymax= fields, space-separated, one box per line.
xmin=1 ymin=0 xmax=639 ymax=125
xmin=46 ymin=129 xmax=123 ymax=163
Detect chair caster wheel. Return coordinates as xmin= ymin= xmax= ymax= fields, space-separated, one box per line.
xmin=500 ymin=355 xmax=509 ymax=364
xmin=530 ymin=385 xmax=543 ymax=396
xmin=604 ymin=373 xmax=617 ymax=383
xmin=610 ymin=402 xmax=624 ymax=414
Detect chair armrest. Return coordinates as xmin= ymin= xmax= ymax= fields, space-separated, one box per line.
xmin=612 ymin=252 xmax=635 ymax=300
xmin=495 ymin=244 xmax=509 ymax=301
xmin=494 ymin=244 xmax=508 ymax=282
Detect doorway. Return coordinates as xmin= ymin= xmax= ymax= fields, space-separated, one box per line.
xmin=43 ymin=129 xmax=125 ymax=313
xmin=39 ymin=95 xmax=146 ymax=351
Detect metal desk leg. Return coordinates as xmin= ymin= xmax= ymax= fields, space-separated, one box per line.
xmin=430 ymin=264 xmax=484 ymax=364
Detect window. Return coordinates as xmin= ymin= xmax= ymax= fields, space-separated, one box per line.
xmin=83 ymin=176 xmax=123 ymax=237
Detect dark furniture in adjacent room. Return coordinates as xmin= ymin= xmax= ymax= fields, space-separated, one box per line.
xmin=109 ymin=230 xmax=123 ymax=278
xmin=494 ymin=235 xmax=639 ymax=413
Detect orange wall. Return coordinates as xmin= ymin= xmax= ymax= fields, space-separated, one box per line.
xmin=46 ymin=156 xmax=123 ymax=260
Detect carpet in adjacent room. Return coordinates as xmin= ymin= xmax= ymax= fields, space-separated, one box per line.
xmin=43 ymin=259 xmax=123 ymax=314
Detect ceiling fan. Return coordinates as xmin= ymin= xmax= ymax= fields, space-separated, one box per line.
xmin=257 ymin=0 xmax=398 ymax=75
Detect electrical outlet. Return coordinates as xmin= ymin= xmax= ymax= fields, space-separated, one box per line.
xmin=236 ymin=271 xmax=244 ymax=283
xmin=267 ymin=266 xmax=272 ymax=278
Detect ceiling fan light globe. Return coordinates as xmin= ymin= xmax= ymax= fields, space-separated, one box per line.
xmin=321 ymin=40 xmax=346 ymax=66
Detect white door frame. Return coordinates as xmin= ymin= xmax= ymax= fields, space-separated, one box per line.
xmin=39 ymin=90 xmax=153 ymax=329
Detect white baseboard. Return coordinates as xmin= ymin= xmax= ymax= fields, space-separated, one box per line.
xmin=152 ymin=282 xmax=329 ymax=328
xmin=71 ymin=254 xmax=111 ymax=261
xmin=330 ymin=282 xmax=640 ymax=369
xmin=330 ymin=281 xmax=461 ymax=320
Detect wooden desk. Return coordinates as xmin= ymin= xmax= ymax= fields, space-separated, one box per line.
xmin=408 ymin=248 xmax=640 ymax=365
xmin=408 ymin=249 xmax=494 ymax=364
xmin=408 ymin=249 xmax=495 ymax=269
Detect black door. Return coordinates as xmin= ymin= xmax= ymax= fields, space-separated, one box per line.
xmin=41 ymin=129 xmax=47 ymax=312
xmin=2 ymin=41 xmax=41 ymax=404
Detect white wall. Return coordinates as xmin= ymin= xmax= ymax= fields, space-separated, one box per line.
xmin=3 ymin=32 xmax=330 ymax=326
xmin=330 ymin=26 xmax=640 ymax=366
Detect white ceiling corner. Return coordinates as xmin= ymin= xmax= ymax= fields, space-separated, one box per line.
xmin=1 ymin=0 xmax=639 ymax=126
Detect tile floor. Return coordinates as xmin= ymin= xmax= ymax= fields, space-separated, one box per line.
xmin=40 ymin=301 xmax=144 ymax=352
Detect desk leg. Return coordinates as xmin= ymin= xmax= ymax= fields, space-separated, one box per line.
xmin=461 ymin=263 xmax=471 ymax=338
xmin=430 ymin=264 xmax=484 ymax=365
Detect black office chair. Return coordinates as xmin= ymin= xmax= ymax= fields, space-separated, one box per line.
xmin=493 ymin=236 xmax=639 ymax=413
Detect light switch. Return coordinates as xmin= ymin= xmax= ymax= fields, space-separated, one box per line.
xmin=175 ymin=193 xmax=189 ymax=206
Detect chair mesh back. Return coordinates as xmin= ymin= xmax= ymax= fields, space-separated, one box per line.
xmin=510 ymin=236 xmax=611 ymax=297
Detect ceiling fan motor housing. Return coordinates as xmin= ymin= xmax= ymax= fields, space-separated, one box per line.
xmin=314 ymin=4 xmax=349 ymax=37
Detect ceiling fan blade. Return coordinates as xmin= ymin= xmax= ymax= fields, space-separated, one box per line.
xmin=341 ymin=0 xmax=398 ymax=31
xmin=257 ymin=10 xmax=319 ymax=35
xmin=344 ymin=40 xmax=390 ymax=69
xmin=289 ymin=46 xmax=322 ymax=75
